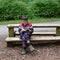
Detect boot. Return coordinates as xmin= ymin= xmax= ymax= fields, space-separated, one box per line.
xmin=21 ymin=48 xmax=26 ymax=55
xmin=29 ymin=45 xmax=35 ymax=52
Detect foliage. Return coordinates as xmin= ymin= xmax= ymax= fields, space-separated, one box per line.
xmin=0 ymin=0 xmax=60 ymax=21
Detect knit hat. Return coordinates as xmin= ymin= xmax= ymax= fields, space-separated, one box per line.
xmin=21 ymin=16 xmax=28 ymax=20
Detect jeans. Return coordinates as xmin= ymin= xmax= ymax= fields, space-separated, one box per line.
xmin=20 ymin=32 xmax=32 ymax=47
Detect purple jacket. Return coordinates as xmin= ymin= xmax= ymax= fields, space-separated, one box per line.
xmin=18 ymin=22 xmax=34 ymax=33
xmin=18 ymin=22 xmax=34 ymax=41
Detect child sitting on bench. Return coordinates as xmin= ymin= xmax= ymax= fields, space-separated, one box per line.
xmin=18 ymin=16 xmax=35 ymax=55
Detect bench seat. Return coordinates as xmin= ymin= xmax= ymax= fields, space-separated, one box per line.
xmin=5 ymin=36 xmax=60 ymax=47
xmin=6 ymin=36 xmax=60 ymax=42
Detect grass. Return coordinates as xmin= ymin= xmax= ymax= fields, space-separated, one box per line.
xmin=0 ymin=17 xmax=60 ymax=25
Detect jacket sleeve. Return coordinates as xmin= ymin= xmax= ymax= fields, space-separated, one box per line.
xmin=18 ymin=27 xmax=22 ymax=33
xmin=29 ymin=24 xmax=34 ymax=33
xmin=18 ymin=24 xmax=23 ymax=33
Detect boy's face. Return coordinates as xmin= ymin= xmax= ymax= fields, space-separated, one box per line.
xmin=22 ymin=20 xmax=28 ymax=25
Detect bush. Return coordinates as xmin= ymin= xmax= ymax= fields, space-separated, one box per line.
xmin=30 ymin=0 xmax=60 ymax=17
xmin=0 ymin=0 xmax=60 ymax=21
xmin=0 ymin=0 xmax=29 ymax=21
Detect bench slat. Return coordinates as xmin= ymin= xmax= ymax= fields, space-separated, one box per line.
xmin=7 ymin=23 xmax=60 ymax=28
xmin=15 ymin=31 xmax=56 ymax=35
xmin=5 ymin=36 xmax=60 ymax=42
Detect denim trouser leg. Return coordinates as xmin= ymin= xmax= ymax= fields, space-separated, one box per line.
xmin=20 ymin=32 xmax=32 ymax=48
xmin=22 ymin=40 xmax=27 ymax=48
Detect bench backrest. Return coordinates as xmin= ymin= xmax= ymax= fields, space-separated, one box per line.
xmin=7 ymin=23 xmax=60 ymax=36
xmin=7 ymin=23 xmax=60 ymax=28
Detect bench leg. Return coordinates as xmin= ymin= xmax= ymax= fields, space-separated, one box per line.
xmin=56 ymin=27 xmax=60 ymax=36
xmin=9 ymin=27 xmax=14 ymax=37
xmin=7 ymin=42 xmax=13 ymax=47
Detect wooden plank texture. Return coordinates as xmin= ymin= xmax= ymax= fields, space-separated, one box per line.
xmin=15 ymin=31 xmax=56 ymax=35
xmin=7 ymin=23 xmax=60 ymax=28
xmin=5 ymin=36 xmax=60 ymax=42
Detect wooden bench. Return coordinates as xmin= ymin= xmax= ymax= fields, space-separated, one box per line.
xmin=5 ymin=23 xmax=60 ymax=47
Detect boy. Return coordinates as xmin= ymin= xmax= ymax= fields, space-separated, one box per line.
xmin=18 ymin=16 xmax=35 ymax=55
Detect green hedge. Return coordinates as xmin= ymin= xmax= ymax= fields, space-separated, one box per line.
xmin=0 ymin=0 xmax=60 ymax=21
xmin=30 ymin=0 xmax=60 ymax=17
xmin=0 ymin=0 xmax=29 ymax=21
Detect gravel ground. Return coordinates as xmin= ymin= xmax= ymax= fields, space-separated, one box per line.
xmin=0 ymin=42 xmax=60 ymax=60
xmin=0 ymin=21 xmax=60 ymax=60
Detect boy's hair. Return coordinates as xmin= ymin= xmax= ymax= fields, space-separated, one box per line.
xmin=21 ymin=16 xmax=28 ymax=20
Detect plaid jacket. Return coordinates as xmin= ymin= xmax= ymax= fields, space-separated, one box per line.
xmin=18 ymin=22 xmax=34 ymax=33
